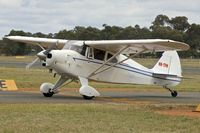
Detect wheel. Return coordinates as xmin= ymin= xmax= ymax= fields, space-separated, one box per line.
xmin=83 ymin=95 xmax=95 ymax=100
xmin=43 ymin=92 xmax=54 ymax=97
xmin=171 ymin=91 xmax=178 ymax=97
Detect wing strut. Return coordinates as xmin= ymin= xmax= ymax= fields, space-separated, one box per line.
xmin=88 ymin=45 xmax=129 ymax=77
xmin=89 ymin=47 xmax=147 ymax=78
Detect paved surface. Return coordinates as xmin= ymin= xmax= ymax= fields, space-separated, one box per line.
xmin=0 ymin=61 xmax=41 ymax=68
xmin=0 ymin=91 xmax=200 ymax=105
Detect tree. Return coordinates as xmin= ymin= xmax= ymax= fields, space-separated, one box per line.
xmin=101 ymin=24 xmax=123 ymax=40
xmin=2 ymin=30 xmax=32 ymax=55
xmin=33 ymin=32 xmax=48 ymax=38
xmin=151 ymin=14 xmax=170 ymax=30
xmin=117 ymin=26 xmax=138 ymax=39
xmin=184 ymin=24 xmax=200 ymax=57
xmin=54 ymin=29 xmax=70 ymax=39
xmin=83 ymin=27 xmax=101 ymax=40
xmin=170 ymin=16 xmax=190 ymax=32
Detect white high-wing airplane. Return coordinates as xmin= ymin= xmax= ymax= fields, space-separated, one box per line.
xmin=6 ymin=36 xmax=190 ymax=100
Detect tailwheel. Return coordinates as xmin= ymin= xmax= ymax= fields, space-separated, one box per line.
xmin=83 ymin=95 xmax=95 ymax=100
xmin=171 ymin=91 xmax=178 ymax=97
xmin=43 ymin=91 xmax=54 ymax=97
xmin=164 ymin=86 xmax=178 ymax=97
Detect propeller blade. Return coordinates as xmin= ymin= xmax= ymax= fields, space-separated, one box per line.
xmin=43 ymin=41 xmax=58 ymax=55
xmin=36 ymin=43 xmax=45 ymax=51
xmin=26 ymin=57 xmax=39 ymax=70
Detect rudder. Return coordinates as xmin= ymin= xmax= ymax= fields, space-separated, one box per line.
xmin=152 ymin=51 xmax=182 ymax=77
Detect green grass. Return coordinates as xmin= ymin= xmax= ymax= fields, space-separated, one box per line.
xmin=0 ymin=104 xmax=199 ymax=133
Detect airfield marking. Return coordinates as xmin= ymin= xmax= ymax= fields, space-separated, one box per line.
xmin=0 ymin=80 xmax=18 ymax=91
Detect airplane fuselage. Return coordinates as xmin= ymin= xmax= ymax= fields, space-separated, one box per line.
xmin=46 ymin=49 xmax=181 ymax=87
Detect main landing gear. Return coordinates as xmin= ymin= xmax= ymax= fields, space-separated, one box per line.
xmin=83 ymin=95 xmax=95 ymax=100
xmin=43 ymin=91 xmax=54 ymax=97
xmin=40 ymin=76 xmax=100 ymax=100
xmin=164 ymin=86 xmax=178 ymax=97
xmin=79 ymin=76 xmax=100 ymax=100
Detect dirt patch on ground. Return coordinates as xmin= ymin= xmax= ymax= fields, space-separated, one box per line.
xmin=156 ymin=109 xmax=200 ymax=118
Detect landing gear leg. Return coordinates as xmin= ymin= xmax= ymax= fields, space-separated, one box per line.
xmin=164 ymin=86 xmax=178 ymax=97
xmin=51 ymin=76 xmax=69 ymax=93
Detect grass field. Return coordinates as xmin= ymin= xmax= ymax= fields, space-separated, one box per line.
xmin=0 ymin=104 xmax=199 ymax=133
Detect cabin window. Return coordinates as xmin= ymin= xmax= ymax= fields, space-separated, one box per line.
xmin=93 ymin=48 xmax=105 ymax=61
xmin=106 ymin=53 xmax=118 ymax=63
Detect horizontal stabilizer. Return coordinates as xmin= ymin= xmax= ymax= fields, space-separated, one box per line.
xmin=153 ymin=73 xmax=181 ymax=78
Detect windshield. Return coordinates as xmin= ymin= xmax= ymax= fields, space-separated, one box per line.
xmin=63 ymin=41 xmax=86 ymax=55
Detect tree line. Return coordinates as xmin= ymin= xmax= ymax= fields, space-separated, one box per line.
xmin=0 ymin=14 xmax=200 ymax=58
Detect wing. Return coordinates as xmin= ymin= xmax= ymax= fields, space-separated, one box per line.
xmin=85 ymin=39 xmax=190 ymax=54
xmin=5 ymin=36 xmax=190 ymax=54
xmin=5 ymin=36 xmax=69 ymax=49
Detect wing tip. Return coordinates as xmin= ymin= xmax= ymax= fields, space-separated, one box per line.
xmin=4 ymin=36 xmax=22 ymax=40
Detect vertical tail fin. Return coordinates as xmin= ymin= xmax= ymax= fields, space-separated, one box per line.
xmin=152 ymin=51 xmax=182 ymax=77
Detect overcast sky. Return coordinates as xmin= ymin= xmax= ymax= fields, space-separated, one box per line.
xmin=0 ymin=0 xmax=200 ymax=38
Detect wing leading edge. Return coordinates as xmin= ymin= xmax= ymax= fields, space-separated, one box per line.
xmin=5 ymin=36 xmax=190 ymax=54
xmin=85 ymin=39 xmax=190 ymax=54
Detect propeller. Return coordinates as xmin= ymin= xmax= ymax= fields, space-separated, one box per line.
xmin=26 ymin=57 xmax=40 ymax=69
xmin=26 ymin=41 xmax=59 ymax=69
xmin=43 ymin=41 xmax=58 ymax=55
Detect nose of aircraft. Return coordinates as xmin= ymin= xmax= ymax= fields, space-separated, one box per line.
xmin=36 ymin=50 xmax=55 ymax=68
xmin=37 ymin=50 xmax=46 ymax=60
xmin=45 ymin=51 xmax=56 ymax=67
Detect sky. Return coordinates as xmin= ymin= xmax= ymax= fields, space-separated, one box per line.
xmin=0 ymin=0 xmax=200 ymax=38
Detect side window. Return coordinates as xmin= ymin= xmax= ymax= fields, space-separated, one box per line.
xmin=94 ymin=48 xmax=105 ymax=61
xmin=107 ymin=53 xmax=118 ymax=63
